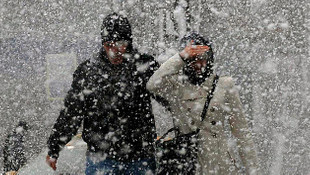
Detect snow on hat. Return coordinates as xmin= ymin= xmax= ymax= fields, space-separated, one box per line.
xmin=101 ymin=13 xmax=132 ymax=45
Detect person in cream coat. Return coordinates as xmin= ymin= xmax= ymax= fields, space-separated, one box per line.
xmin=147 ymin=32 xmax=259 ymax=175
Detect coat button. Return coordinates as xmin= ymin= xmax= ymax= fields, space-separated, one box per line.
xmin=211 ymin=121 xmax=216 ymax=125
xmin=210 ymin=107 xmax=215 ymax=112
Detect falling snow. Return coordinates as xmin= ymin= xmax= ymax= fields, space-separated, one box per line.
xmin=0 ymin=0 xmax=309 ymax=175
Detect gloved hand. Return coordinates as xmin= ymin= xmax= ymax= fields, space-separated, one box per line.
xmin=46 ymin=155 xmax=57 ymax=170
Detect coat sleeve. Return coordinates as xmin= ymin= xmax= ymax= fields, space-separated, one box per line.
xmin=224 ymin=77 xmax=260 ymax=175
xmin=47 ymin=61 xmax=88 ymax=159
xmin=146 ymin=53 xmax=185 ymax=99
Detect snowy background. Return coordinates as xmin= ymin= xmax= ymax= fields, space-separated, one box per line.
xmin=0 ymin=0 xmax=309 ymax=174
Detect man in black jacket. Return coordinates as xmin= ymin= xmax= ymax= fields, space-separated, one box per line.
xmin=46 ymin=13 xmax=158 ymax=174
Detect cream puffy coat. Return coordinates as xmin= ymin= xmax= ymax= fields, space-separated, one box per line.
xmin=147 ymin=54 xmax=259 ymax=175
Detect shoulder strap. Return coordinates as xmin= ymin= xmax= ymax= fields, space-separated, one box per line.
xmin=157 ymin=75 xmax=219 ymax=141
xmin=200 ymin=75 xmax=219 ymax=121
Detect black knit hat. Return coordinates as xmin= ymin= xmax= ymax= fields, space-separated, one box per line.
xmin=180 ymin=32 xmax=212 ymax=49
xmin=101 ymin=13 xmax=132 ymax=45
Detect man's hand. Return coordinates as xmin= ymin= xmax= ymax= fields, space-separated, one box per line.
xmin=179 ymin=41 xmax=210 ymax=60
xmin=46 ymin=155 xmax=57 ymax=170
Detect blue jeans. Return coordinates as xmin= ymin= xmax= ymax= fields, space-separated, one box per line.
xmin=85 ymin=156 xmax=156 ymax=175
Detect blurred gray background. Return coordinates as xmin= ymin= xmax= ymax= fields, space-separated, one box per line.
xmin=0 ymin=0 xmax=309 ymax=174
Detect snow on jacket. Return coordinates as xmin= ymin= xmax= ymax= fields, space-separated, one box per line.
xmin=47 ymin=48 xmax=159 ymax=161
xmin=147 ymin=53 xmax=259 ymax=175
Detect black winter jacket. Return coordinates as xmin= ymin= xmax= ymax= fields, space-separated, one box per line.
xmin=47 ymin=48 xmax=159 ymax=161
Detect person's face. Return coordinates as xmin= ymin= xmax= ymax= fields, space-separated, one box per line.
xmin=189 ymin=58 xmax=207 ymax=74
xmin=183 ymin=40 xmax=209 ymax=74
xmin=103 ymin=40 xmax=128 ymax=65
